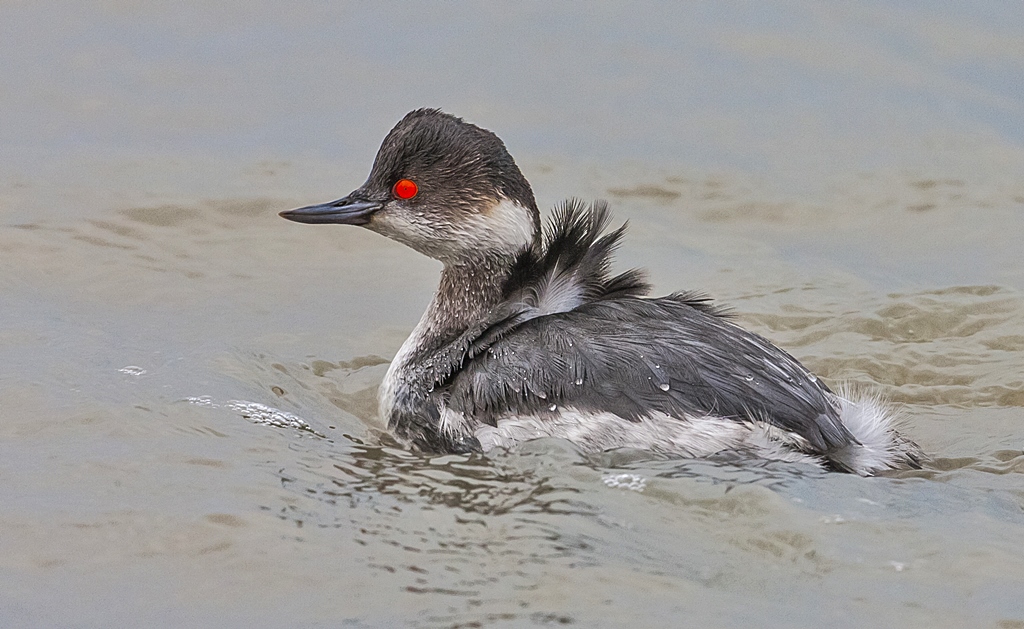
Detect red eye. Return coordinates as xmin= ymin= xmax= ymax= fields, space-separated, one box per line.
xmin=393 ymin=179 xmax=418 ymax=199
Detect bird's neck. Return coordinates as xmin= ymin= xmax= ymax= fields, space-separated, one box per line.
xmin=419 ymin=254 xmax=517 ymax=346
xmin=378 ymin=252 xmax=521 ymax=434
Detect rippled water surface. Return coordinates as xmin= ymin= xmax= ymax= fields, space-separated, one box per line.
xmin=2 ymin=2 xmax=1024 ymax=627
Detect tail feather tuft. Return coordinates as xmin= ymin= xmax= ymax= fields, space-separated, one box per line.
xmin=825 ymin=384 xmax=923 ymax=476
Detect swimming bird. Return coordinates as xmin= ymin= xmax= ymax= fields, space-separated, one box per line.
xmin=280 ymin=108 xmax=922 ymax=475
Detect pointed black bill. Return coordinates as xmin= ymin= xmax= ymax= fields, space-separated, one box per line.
xmin=279 ymin=194 xmax=382 ymax=225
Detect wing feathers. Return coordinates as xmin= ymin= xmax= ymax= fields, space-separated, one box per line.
xmin=445 ymin=296 xmax=854 ymax=455
xmin=424 ymin=201 xmax=854 ymax=455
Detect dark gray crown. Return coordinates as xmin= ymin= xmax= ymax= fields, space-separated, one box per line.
xmin=366 ymin=109 xmax=539 ymax=229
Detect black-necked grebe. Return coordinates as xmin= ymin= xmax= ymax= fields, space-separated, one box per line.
xmin=280 ymin=108 xmax=922 ymax=475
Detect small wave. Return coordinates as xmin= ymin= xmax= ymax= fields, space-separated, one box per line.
xmin=185 ymin=395 xmax=324 ymax=437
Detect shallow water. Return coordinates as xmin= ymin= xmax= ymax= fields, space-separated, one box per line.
xmin=2 ymin=2 xmax=1024 ymax=627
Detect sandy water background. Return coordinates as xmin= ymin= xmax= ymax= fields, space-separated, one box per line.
xmin=2 ymin=2 xmax=1024 ymax=627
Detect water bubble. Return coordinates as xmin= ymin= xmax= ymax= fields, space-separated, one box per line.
xmin=536 ymin=391 xmax=547 ymax=399
xmin=548 ymin=404 xmax=557 ymax=412
xmin=226 ymin=400 xmax=318 ymax=434
xmin=658 ymin=383 xmax=670 ymax=392
xmin=808 ymin=374 xmax=818 ymax=382
xmin=602 ymin=473 xmax=647 ymax=492
xmin=744 ymin=374 xmax=754 ymax=382
xmin=574 ymin=378 xmax=583 ymax=386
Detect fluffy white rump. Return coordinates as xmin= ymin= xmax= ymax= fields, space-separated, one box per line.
xmin=827 ymin=385 xmax=913 ymax=476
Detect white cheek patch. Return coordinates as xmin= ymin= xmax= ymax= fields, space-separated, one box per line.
xmin=369 ymin=198 xmax=536 ymax=263
xmin=368 ymin=209 xmax=449 ymax=259
xmin=476 ymin=198 xmax=536 ymax=253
